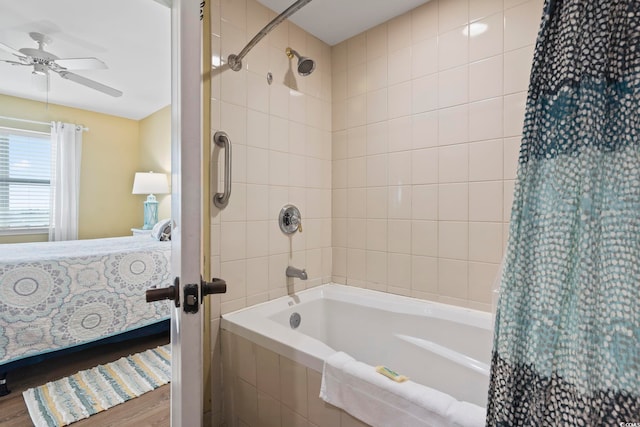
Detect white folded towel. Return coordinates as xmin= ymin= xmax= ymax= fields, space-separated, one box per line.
xmin=319 ymin=351 xmax=485 ymax=427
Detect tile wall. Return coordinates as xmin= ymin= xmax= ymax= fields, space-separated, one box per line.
xmin=222 ymin=331 xmax=369 ymax=427
xmin=331 ymin=0 xmax=544 ymax=311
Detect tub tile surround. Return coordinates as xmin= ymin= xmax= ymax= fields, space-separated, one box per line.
xmin=331 ymin=0 xmax=543 ymax=311
xmin=211 ymin=0 xmax=543 ymax=424
xmin=223 ymin=330 xmax=369 ymax=427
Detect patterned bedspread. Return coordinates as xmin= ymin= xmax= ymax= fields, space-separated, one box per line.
xmin=0 ymin=235 xmax=171 ymax=365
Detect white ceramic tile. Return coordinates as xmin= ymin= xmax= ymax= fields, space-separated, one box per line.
xmin=220 ymin=102 xmax=247 ymax=146
xmin=503 ymin=136 xmax=521 ymax=180
xmin=469 ymin=13 xmax=504 ymax=62
xmin=255 ymin=345 xmax=280 ymax=399
xmin=469 ymin=97 xmax=504 ymax=142
xmin=246 ymin=147 xmax=269 ymax=184
xmin=504 ymin=45 xmax=534 ymax=94
xmin=503 ymin=180 xmax=516 ymax=221
xmin=347 ymin=33 xmax=367 ymax=68
xmin=388 ymin=220 xmax=412 ymax=254
xmin=367 ymin=57 xmax=388 ymax=91
xmin=438 ymin=183 xmax=469 ymax=221
xmin=411 ymin=256 xmax=438 ymax=294
xmin=332 ymin=70 xmax=347 ymax=102
xmin=503 ymin=92 xmax=527 ymax=136
xmin=347 ymin=125 xmax=367 ymax=158
xmin=332 ymin=41 xmax=348 ymax=74
xmin=412 ymin=74 xmax=439 ymax=113
xmin=470 ymin=0 xmax=503 ymax=21
xmin=347 ymin=248 xmax=366 ymax=280
xmin=367 ymin=122 xmax=388 ymax=155
xmin=246 ymin=184 xmax=269 ymax=221
xmin=347 ymin=188 xmax=366 ymax=218
xmin=388 ymin=13 xmax=412 ymax=52
xmin=279 ymin=357 xmax=308 ymax=418
xmin=412 ymin=185 xmax=438 ymax=220
xmin=289 ymin=154 xmax=307 ymax=188
xmin=438 ymin=28 xmax=468 ymax=71
xmin=269 ymin=151 xmax=289 ymax=186
xmin=469 ymin=55 xmax=503 ymax=102
xmin=438 ymin=144 xmax=469 ymax=183
xmin=257 ymin=392 xmax=281 ymax=427
xmin=289 ymin=91 xmax=307 ymax=125
xmin=504 ymin=0 xmax=543 ymax=52
xmin=411 ymin=148 xmax=439 ymax=184
xmin=247 ymin=71 xmax=269 ymax=113
xmin=387 ymin=253 xmax=411 ymax=289
xmin=412 ymin=111 xmax=438 ymax=149
xmin=289 ymin=122 xmax=307 ymax=156
xmin=388 ymin=151 xmax=412 ymax=186
xmin=388 ymin=82 xmax=413 ymax=119
xmin=332 ymin=130 xmax=347 ymax=161
xmin=388 ymin=117 xmax=413 ymax=152
xmin=332 ymin=99 xmax=347 ymax=131
xmin=412 ymin=37 xmax=438 ymax=78
xmin=270 ymin=82 xmax=290 ymax=119
xmin=347 ymin=157 xmax=366 ymax=188
xmin=388 ymin=186 xmax=412 ymax=219
xmin=411 ymin=2 xmax=438 ymax=42
xmin=438 ymin=224 xmax=469 ymax=260
xmin=438 ymin=104 xmax=468 ymax=146
xmin=246 ymin=222 xmax=269 ymax=259
xmin=347 ymin=94 xmax=367 ymax=128
xmin=221 ymin=221 xmax=247 ymax=262
xmin=366 ymin=251 xmax=388 ymax=286
xmin=247 ymin=109 xmax=269 ymax=148
xmin=468 ymin=261 xmax=500 ymax=304
xmin=366 ymin=220 xmax=387 ymax=252
xmin=438 ymin=0 xmax=469 ymax=33
xmin=438 ymin=258 xmax=468 ymax=299
xmin=246 ymin=256 xmax=269 ymax=296
xmin=220 ymin=259 xmax=246 ymax=301
xmin=412 ymin=220 xmax=438 ymax=257
xmin=469 ymin=222 xmax=503 ymax=263
xmin=332 ymin=159 xmax=347 ymax=189
xmin=332 ymin=218 xmax=347 ymax=247
xmin=367 ymin=88 xmax=388 ymax=124
xmin=388 ymin=47 xmax=412 ymax=85
xmin=438 ymin=65 xmax=468 ymax=108
xmin=347 ymin=62 xmax=367 ymax=97
xmin=469 ymin=139 xmax=504 ymax=181
xmin=366 ymin=155 xmax=388 ymax=187
xmin=269 ymin=116 xmax=289 ymax=152
xmin=469 ymin=181 xmax=503 ymax=222
xmin=221 ymin=182 xmax=246 ymax=222
xmin=367 ymin=23 xmax=388 ymax=61
xmin=366 ymin=187 xmax=388 ymax=219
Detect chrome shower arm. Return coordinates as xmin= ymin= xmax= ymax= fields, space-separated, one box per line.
xmin=227 ymin=0 xmax=313 ymax=71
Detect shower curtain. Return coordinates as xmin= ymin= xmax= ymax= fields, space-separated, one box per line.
xmin=487 ymin=0 xmax=640 ymax=425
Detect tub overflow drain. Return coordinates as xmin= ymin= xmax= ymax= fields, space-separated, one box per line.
xmin=289 ymin=312 xmax=301 ymax=329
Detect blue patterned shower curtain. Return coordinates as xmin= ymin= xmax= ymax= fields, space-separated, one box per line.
xmin=487 ymin=0 xmax=640 ymax=425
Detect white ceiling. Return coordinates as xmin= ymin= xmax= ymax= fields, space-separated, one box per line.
xmin=0 ymin=0 xmax=427 ymax=121
xmin=0 ymin=0 xmax=170 ymax=121
xmin=257 ymin=0 xmax=430 ymax=46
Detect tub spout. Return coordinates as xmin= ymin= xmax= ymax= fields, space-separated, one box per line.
xmin=286 ymin=266 xmax=307 ymax=280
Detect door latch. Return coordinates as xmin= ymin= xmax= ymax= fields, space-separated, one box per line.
xmin=183 ymin=284 xmax=199 ymax=313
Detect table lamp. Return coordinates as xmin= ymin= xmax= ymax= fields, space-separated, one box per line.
xmin=132 ymin=172 xmax=169 ymax=229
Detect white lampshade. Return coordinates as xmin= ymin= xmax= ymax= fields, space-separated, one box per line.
xmin=132 ymin=172 xmax=169 ymax=195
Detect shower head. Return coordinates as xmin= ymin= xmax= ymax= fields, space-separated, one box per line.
xmin=286 ymin=47 xmax=316 ymax=76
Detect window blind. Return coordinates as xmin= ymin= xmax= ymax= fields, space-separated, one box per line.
xmin=0 ymin=127 xmax=51 ymax=231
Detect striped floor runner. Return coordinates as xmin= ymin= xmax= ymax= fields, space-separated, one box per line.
xmin=23 ymin=344 xmax=171 ymax=427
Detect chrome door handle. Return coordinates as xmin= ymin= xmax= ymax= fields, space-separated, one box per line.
xmin=213 ymin=130 xmax=232 ymax=209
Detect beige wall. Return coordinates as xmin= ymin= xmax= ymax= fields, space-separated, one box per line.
xmin=331 ymin=0 xmax=542 ymax=311
xmin=139 ymin=105 xmax=172 ymax=221
xmin=0 ymin=94 xmax=171 ymax=242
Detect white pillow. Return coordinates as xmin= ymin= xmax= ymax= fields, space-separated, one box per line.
xmin=151 ymin=218 xmax=172 ymax=241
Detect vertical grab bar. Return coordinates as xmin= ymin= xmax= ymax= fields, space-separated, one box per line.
xmin=213 ymin=131 xmax=232 ymax=209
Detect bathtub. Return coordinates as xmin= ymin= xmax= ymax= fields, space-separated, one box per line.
xmin=221 ymin=284 xmax=492 ymax=425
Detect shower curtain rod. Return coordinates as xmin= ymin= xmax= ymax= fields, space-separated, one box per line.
xmin=227 ymin=0 xmax=313 ymax=71
xmin=0 ymin=115 xmax=89 ymax=132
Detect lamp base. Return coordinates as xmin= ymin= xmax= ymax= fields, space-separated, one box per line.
xmin=143 ymin=194 xmax=159 ymax=230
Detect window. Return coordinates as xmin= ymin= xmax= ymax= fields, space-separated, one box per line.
xmin=0 ymin=127 xmax=51 ymax=232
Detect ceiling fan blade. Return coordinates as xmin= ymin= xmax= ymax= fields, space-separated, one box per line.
xmin=55 ymin=57 xmax=107 ymax=70
xmin=56 ymin=70 xmax=123 ymax=97
xmin=0 ymin=59 xmax=29 ymax=66
xmin=0 ymin=41 xmax=25 ymax=58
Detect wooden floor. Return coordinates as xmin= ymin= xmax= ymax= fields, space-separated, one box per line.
xmin=0 ymin=333 xmax=170 ymax=427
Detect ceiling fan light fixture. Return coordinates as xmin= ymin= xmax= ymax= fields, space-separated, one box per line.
xmin=31 ymin=66 xmax=49 ymax=92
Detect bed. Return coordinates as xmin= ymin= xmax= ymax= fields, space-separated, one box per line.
xmin=0 ymin=235 xmax=171 ymax=395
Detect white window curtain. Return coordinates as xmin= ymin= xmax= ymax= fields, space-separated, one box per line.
xmin=49 ymin=122 xmax=82 ymax=241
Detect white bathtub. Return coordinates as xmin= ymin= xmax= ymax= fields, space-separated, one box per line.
xmin=221 ymin=284 xmax=492 ymax=416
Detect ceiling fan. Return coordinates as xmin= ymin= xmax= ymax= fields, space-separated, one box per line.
xmin=0 ymin=32 xmax=123 ymax=97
